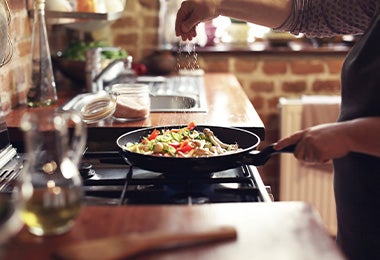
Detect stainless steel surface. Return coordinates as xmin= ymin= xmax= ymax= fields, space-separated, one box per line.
xmin=85 ymin=47 xmax=132 ymax=92
xmin=150 ymin=95 xmax=197 ymax=110
xmin=138 ymin=75 xmax=208 ymax=112
xmin=80 ymin=151 xmax=271 ymax=205
xmin=0 ymin=100 xmax=20 ymax=191
xmin=0 ymin=154 xmax=23 ymax=191
xmin=61 ymin=75 xmax=208 ymax=114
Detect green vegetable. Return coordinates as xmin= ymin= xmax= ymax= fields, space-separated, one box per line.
xmin=61 ymin=41 xmax=128 ymax=61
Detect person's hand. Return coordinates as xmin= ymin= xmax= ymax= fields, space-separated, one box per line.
xmin=274 ymin=122 xmax=351 ymax=164
xmin=175 ymin=0 xmax=220 ymax=41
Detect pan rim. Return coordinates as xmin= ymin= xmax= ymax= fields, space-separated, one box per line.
xmin=116 ymin=124 xmax=260 ymax=160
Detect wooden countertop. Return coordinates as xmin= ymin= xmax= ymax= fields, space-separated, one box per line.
xmin=0 ymin=202 xmax=344 ymax=260
xmin=5 ymin=73 xmax=265 ymax=151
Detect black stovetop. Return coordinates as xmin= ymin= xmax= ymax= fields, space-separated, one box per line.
xmin=80 ymin=152 xmax=272 ymax=205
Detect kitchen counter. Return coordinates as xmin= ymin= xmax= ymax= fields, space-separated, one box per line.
xmin=5 ymin=73 xmax=265 ymax=151
xmin=0 ymin=202 xmax=345 ymax=259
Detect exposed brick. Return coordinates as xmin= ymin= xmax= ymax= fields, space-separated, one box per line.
xmin=111 ymin=16 xmax=138 ymax=29
xmin=249 ymin=81 xmax=274 ymax=92
xmin=114 ymin=33 xmax=139 ymax=46
xmin=17 ymin=40 xmax=31 ymax=58
xmin=141 ymin=32 xmax=158 ymax=46
xmin=139 ymin=0 xmax=159 ymax=9
xmin=202 ymin=58 xmax=229 ymax=72
xmin=312 ymin=79 xmax=341 ymax=92
xmin=267 ymin=97 xmax=280 ymax=110
xmin=282 ymin=81 xmax=307 ymax=93
xmin=327 ymin=59 xmax=344 ymax=74
xmin=234 ymin=58 xmax=258 ymax=73
xmin=143 ymin=15 xmax=159 ymax=28
xmin=13 ymin=65 xmax=26 ymax=86
xmin=263 ymin=61 xmax=287 ymax=75
xmin=250 ymin=95 xmax=265 ymax=110
xmin=290 ymin=60 xmax=324 ymax=74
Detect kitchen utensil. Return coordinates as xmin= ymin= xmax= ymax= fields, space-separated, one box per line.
xmin=19 ymin=109 xmax=87 ymax=236
xmin=54 ymin=226 xmax=237 ymax=260
xmin=116 ymin=125 xmax=295 ymax=176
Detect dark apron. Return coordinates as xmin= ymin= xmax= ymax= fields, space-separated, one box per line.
xmin=335 ymin=11 xmax=380 ymax=260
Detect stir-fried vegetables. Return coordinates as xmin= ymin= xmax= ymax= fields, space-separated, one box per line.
xmin=125 ymin=122 xmax=241 ymax=158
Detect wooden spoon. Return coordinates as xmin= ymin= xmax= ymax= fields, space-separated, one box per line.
xmin=54 ymin=226 xmax=237 ymax=260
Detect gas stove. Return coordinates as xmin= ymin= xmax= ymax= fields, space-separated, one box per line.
xmin=80 ymin=152 xmax=273 ymax=205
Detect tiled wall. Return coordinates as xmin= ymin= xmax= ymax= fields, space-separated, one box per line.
xmin=4 ymin=0 xmax=346 ymax=198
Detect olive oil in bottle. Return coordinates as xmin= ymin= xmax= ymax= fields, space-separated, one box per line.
xmin=21 ymin=187 xmax=82 ymax=236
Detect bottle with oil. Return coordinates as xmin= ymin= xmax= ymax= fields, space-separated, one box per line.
xmin=20 ymin=110 xmax=87 ymax=236
xmin=27 ymin=0 xmax=57 ymax=107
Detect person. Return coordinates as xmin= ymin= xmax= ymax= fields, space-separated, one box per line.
xmin=175 ymin=1 xmax=380 ymax=259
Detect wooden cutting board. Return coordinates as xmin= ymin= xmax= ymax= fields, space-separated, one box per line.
xmin=54 ymin=226 xmax=237 ymax=260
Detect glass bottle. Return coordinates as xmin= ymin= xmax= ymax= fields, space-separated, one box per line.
xmin=27 ymin=0 xmax=57 ymax=108
xmin=20 ymin=110 xmax=87 ymax=236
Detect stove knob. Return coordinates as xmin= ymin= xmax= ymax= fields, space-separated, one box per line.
xmin=79 ymin=162 xmax=95 ymax=179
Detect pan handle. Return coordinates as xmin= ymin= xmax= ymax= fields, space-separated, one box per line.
xmin=243 ymin=143 xmax=296 ymax=166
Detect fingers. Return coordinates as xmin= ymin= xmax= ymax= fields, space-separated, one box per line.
xmin=175 ymin=2 xmax=199 ymax=41
xmin=274 ymin=131 xmax=304 ymax=150
xmin=274 ymin=130 xmax=318 ymax=163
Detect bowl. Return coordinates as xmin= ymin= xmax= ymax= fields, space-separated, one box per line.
xmin=52 ymin=56 xmax=86 ymax=84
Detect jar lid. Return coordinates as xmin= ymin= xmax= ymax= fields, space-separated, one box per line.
xmin=80 ymin=96 xmax=116 ymax=123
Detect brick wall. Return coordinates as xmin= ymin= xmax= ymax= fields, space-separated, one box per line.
xmin=0 ymin=0 xmax=31 ymax=112
xmin=3 ymin=0 xmax=346 ymax=199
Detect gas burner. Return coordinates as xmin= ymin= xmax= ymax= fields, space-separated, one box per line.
xmin=81 ymin=152 xmax=272 ymax=205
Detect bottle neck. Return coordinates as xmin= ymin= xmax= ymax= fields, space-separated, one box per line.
xmin=34 ymin=0 xmax=46 ymax=13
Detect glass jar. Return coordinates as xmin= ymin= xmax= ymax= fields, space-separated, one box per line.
xmin=110 ymin=83 xmax=150 ymax=121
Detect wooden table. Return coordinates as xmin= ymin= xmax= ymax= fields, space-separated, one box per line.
xmin=0 ymin=202 xmax=345 ymax=259
xmin=5 ymin=73 xmax=265 ymax=151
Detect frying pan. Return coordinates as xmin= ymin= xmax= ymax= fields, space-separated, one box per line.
xmin=116 ymin=125 xmax=295 ymax=176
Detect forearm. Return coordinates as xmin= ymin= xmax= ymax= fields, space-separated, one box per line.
xmin=346 ymin=117 xmax=380 ymax=157
xmin=217 ymin=0 xmax=292 ymax=28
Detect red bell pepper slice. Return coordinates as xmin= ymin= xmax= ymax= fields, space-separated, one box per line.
xmin=169 ymin=141 xmax=180 ymax=148
xmin=187 ymin=121 xmax=196 ymax=130
xmin=147 ymin=129 xmax=160 ymax=140
xmin=177 ymin=140 xmax=194 ymax=153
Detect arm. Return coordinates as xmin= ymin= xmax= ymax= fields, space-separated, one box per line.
xmin=279 ymin=0 xmax=380 ymax=38
xmin=217 ymin=0 xmax=292 ymax=28
xmin=175 ymin=0 xmax=380 ymax=40
xmin=274 ymin=117 xmax=380 ymax=163
xmin=175 ymin=0 xmax=292 ymax=40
